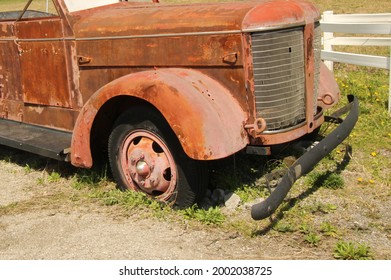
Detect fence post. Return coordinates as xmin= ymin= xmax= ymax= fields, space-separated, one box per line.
xmin=389 ymin=46 xmax=391 ymax=115
xmin=322 ymin=11 xmax=334 ymax=71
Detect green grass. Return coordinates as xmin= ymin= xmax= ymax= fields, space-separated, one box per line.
xmin=181 ymin=205 xmax=225 ymax=225
xmin=305 ymin=232 xmax=322 ymax=247
xmin=320 ymin=222 xmax=340 ymax=238
xmin=306 ymin=171 xmax=345 ymax=190
xmin=333 ymin=241 xmax=373 ymax=260
xmin=334 ymin=66 xmax=391 ymax=186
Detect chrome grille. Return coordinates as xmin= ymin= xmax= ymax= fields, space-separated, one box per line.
xmin=252 ymin=27 xmax=306 ymax=132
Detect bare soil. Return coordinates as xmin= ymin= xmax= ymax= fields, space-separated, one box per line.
xmin=0 ymin=146 xmax=390 ymax=260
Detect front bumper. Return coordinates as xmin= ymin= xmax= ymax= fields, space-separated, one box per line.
xmin=251 ymin=95 xmax=359 ymax=220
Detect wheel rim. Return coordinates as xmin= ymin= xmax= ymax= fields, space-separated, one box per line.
xmin=120 ymin=129 xmax=177 ymax=200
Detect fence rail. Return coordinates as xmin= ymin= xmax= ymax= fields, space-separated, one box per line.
xmin=320 ymin=11 xmax=391 ymax=114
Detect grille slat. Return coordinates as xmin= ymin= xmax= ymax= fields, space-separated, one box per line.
xmin=254 ymin=74 xmax=304 ymax=88
xmin=252 ymin=28 xmax=306 ymax=131
xmin=253 ymin=58 xmax=304 ymax=70
xmin=254 ymin=80 xmax=305 ymax=94
xmin=253 ymin=66 xmax=304 ymax=80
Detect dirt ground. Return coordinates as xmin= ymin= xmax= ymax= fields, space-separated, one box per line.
xmin=0 ymin=156 xmax=299 ymax=260
xmin=0 ymin=156 xmax=291 ymax=260
xmin=0 ymin=146 xmax=390 ymax=260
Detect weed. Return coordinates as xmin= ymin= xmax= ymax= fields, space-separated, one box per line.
xmin=304 ymin=232 xmax=322 ymax=247
xmin=306 ymin=202 xmax=338 ymax=215
xmin=234 ymin=184 xmax=269 ymax=203
xmin=71 ymin=168 xmax=110 ymax=190
xmin=333 ymin=241 xmax=373 ymax=260
xmin=90 ymin=189 xmax=152 ymax=208
xmin=121 ymin=191 xmax=163 ymax=210
xmin=24 ymin=164 xmax=32 ymax=174
xmin=181 ymin=205 xmax=225 ymax=225
xmin=36 ymin=177 xmax=45 ymax=186
xmin=103 ymin=195 xmax=120 ymax=206
xmin=47 ymin=171 xmax=61 ymax=183
xmin=273 ymin=221 xmax=296 ymax=233
xmin=299 ymin=223 xmax=311 ymax=234
xmin=320 ymin=222 xmax=340 ymax=238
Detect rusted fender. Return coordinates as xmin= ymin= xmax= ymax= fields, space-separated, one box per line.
xmin=242 ymin=0 xmax=320 ymax=30
xmin=71 ymin=68 xmax=249 ymax=168
xmin=318 ymin=62 xmax=341 ymax=109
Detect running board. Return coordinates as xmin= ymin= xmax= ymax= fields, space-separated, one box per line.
xmin=0 ymin=119 xmax=72 ymax=161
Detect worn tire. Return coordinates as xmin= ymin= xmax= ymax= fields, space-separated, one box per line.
xmin=108 ymin=107 xmax=207 ymax=208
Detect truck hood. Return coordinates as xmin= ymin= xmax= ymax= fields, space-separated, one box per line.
xmin=70 ymin=0 xmax=320 ymax=38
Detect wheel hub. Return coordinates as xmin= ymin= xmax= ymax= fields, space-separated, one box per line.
xmin=120 ymin=130 xmax=177 ymax=198
xmin=136 ymin=160 xmax=150 ymax=177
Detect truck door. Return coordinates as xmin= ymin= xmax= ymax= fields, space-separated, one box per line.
xmin=15 ymin=0 xmax=71 ymax=108
xmin=0 ymin=20 xmax=22 ymax=103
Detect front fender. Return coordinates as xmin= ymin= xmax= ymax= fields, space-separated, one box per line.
xmin=71 ymin=68 xmax=249 ymax=168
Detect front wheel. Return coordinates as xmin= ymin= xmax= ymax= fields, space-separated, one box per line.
xmin=108 ymin=108 xmax=207 ymax=208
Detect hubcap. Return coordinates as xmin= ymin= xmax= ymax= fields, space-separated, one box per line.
xmin=136 ymin=161 xmax=150 ymax=177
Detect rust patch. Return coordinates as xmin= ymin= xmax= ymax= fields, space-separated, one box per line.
xmin=257 ymin=114 xmax=323 ymax=146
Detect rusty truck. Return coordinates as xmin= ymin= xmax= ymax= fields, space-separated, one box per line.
xmin=0 ymin=0 xmax=358 ymax=220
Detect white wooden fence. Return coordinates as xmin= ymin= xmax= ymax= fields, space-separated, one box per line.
xmin=320 ymin=11 xmax=391 ymax=114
